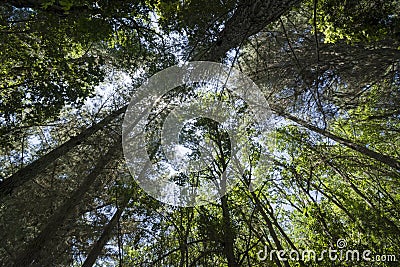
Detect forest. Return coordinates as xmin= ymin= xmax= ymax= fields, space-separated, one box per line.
xmin=0 ymin=0 xmax=399 ymax=266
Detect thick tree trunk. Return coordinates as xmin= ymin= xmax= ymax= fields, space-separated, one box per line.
xmin=277 ymin=110 xmax=400 ymax=171
xmin=0 ymin=106 xmax=126 ymax=200
xmin=200 ymin=0 xmax=302 ymax=61
xmin=12 ymin=141 xmax=120 ymax=267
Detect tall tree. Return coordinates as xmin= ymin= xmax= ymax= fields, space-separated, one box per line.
xmin=1 ymin=0 xmax=399 ymax=266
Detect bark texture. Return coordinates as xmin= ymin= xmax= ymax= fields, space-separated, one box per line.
xmin=0 ymin=106 xmax=126 ymax=200
xmin=12 ymin=141 xmax=120 ymax=267
xmin=200 ymin=0 xmax=302 ymax=61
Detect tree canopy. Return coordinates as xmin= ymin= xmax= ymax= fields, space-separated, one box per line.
xmin=0 ymin=0 xmax=399 ymax=266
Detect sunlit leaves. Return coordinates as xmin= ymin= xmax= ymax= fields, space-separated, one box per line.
xmin=314 ymin=0 xmax=400 ymax=43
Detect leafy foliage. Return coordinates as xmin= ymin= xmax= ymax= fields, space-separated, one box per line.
xmin=314 ymin=0 xmax=400 ymax=43
xmin=0 ymin=0 xmax=399 ymax=266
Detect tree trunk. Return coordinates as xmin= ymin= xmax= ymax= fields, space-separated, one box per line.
xmin=0 ymin=106 xmax=126 ymax=200
xmin=12 ymin=141 xmax=121 ymax=267
xmin=221 ymin=195 xmax=238 ymax=267
xmin=277 ymin=110 xmax=400 ymax=171
xmin=81 ymin=161 xmax=151 ymax=266
xmin=249 ymin=191 xmax=291 ymax=267
xmin=82 ymin=194 xmax=131 ymax=267
xmin=197 ymin=0 xmax=302 ymax=61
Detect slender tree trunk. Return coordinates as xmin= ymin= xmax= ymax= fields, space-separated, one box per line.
xmin=236 ymin=157 xmax=297 ymax=266
xmin=81 ymin=161 xmax=151 ymax=266
xmin=236 ymin=207 xmax=284 ymax=267
xmin=258 ymin=191 xmax=304 ymax=259
xmin=12 ymin=141 xmax=121 ymax=267
xmin=212 ymin=123 xmax=238 ymax=267
xmin=0 ymin=106 xmax=126 ymax=200
xmin=249 ymin=191 xmax=291 ymax=267
xmin=221 ymin=195 xmax=238 ymax=267
xmin=318 ymin=153 xmax=400 ymax=234
xmin=82 ymin=194 xmax=131 ymax=267
xmin=178 ymin=208 xmax=193 ymax=267
xmin=276 ymin=110 xmax=400 ymax=171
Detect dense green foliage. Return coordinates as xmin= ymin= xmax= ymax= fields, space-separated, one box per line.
xmin=315 ymin=0 xmax=400 ymax=43
xmin=0 ymin=0 xmax=399 ymax=266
